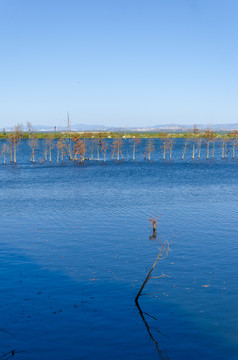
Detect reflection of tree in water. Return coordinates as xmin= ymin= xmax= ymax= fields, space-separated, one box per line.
xmin=0 ymin=350 xmax=24 ymax=360
xmin=136 ymin=301 xmax=170 ymax=360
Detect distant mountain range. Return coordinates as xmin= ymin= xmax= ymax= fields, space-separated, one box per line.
xmin=3 ymin=123 xmax=238 ymax=132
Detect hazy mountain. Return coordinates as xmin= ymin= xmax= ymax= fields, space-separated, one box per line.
xmin=2 ymin=123 xmax=238 ymax=132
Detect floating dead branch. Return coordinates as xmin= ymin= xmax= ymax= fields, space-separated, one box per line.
xmin=135 ymin=240 xmax=172 ymax=303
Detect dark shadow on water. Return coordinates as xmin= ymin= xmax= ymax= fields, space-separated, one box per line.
xmin=135 ymin=300 xmax=170 ymax=360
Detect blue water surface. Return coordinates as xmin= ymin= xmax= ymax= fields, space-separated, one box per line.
xmin=0 ymin=139 xmax=237 ymax=359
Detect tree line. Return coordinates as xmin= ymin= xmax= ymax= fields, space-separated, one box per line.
xmin=0 ymin=124 xmax=238 ymax=164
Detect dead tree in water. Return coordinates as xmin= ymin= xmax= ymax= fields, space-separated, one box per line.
xmin=1 ymin=143 xmax=9 ymax=164
xmin=211 ymin=138 xmax=216 ymax=158
xmin=145 ymin=139 xmax=155 ymax=161
xmin=229 ymin=131 xmax=238 ymax=159
xmin=167 ymin=138 xmax=174 ymax=160
xmin=160 ymin=134 xmax=170 ymax=160
xmin=135 ymin=241 xmax=171 ymax=303
xmin=111 ymin=138 xmax=124 ymax=160
xmin=203 ymin=130 xmax=215 ymax=160
xmin=72 ymin=135 xmax=87 ymax=162
xmin=197 ymin=138 xmax=202 ymax=159
xmin=190 ymin=137 xmax=198 ymax=160
xmin=182 ymin=137 xmax=188 ymax=160
xmin=220 ymin=137 xmax=230 ymax=159
xmin=7 ymin=133 xmax=14 ymax=162
xmin=44 ymin=135 xmax=54 ymax=162
xmin=10 ymin=124 xmax=23 ymax=164
xmin=149 ymin=217 xmax=160 ymax=238
xmin=89 ymin=138 xmax=96 ymax=160
xmin=28 ymin=136 xmax=39 ymax=163
xmin=100 ymin=139 xmax=108 ymax=162
xmin=96 ymin=133 xmax=104 ymax=161
xmin=131 ymin=137 xmax=141 ymax=161
xmin=56 ymin=138 xmax=67 ymax=162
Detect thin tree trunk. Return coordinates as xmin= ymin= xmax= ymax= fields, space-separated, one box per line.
xmin=133 ymin=142 xmax=136 ymax=161
xmin=97 ymin=146 xmax=99 ymax=161
xmin=206 ymin=142 xmax=209 ymax=159
xmin=182 ymin=141 xmax=187 ymax=160
xmin=192 ymin=143 xmax=195 ymax=160
xmin=14 ymin=144 xmax=16 ymax=164
xmin=212 ymin=142 xmax=215 ymax=158
xmin=198 ymin=140 xmax=201 ymax=159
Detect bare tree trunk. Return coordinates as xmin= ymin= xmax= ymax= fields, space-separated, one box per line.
xmin=212 ymin=141 xmax=215 ymax=158
xmin=192 ymin=142 xmax=195 ymax=160
xmin=182 ymin=141 xmax=187 ymax=160
xmin=45 ymin=148 xmax=48 ymax=161
xmin=97 ymin=145 xmax=99 ymax=161
xmin=206 ymin=142 xmax=210 ymax=159
xmin=133 ymin=142 xmax=136 ymax=161
xmin=198 ymin=139 xmax=201 ymax=159
xmin=117 ymin=143 xmax=120 ymax=160
xmin=13 ymin=144 xmax=16 ymax=164
xmin=225 ymin=142 xmax=228 ymax=159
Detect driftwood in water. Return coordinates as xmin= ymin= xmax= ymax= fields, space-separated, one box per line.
xmin=135 ymin=241 xmax=171 ymax=303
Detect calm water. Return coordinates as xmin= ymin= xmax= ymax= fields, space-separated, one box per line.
xmin=0 ymin=139 xmax=238 ymax=359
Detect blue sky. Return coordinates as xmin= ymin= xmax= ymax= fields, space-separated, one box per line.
xmin=0 ymin=0 xmax=238 ymax=128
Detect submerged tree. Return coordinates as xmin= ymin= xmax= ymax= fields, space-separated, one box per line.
xmin=100 ymin=139 xmax=108 ymax=162
xmin=197 ymin=138 xmax=202 ymax=159
xmin=44 ymin=135 xmax=55 ymax=162
xmin=29 ymin=136 xmax=39 ymax=163
xmin=160 ymin=134 xmax=173 ymax=160
xmin=167 ymin=138 xmax=175 ymax=160
xmin=203 ymin=130 xmax=215 ymax=160
xmin=131 ymin=136 xmax=141 ymax=161
xmin=229 ymin=131 xmax=238 ymax=159
xmin=89 ymin=138 xmax=96 ymax=160
xmin=65 ymin=113 xmax=73 ymax=160
xmin=72 ymin=135 xmax=87 ymax=162
xmin=56 ymin=138 xmax=67 ymax=162
xmin=145 ymin=139 xmax=155 ymax=161
xmin=190 ymin=137 xmax=197 ymax=160
xmin=9 ymin=124 xmax=23 ymax=164
xmin=111 ymin=138 xmax=124 ymax=161
xmin=96 ymin=133 xmax=104 ymax=161
xmin=182 ymin=137 xmax=188 ymax=160
xmin=1 ymin=143 xmax=9 ymax=164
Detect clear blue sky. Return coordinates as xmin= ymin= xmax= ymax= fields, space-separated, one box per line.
xmin=0 ymin=0 xmax=238 ymax=128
